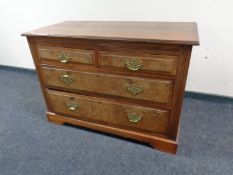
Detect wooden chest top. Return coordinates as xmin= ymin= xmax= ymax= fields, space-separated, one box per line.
xmin=22 ymin=21 xmax=199 ymax=45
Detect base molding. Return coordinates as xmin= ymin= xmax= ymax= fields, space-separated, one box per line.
xmin=47 ymin=112 xmax=178 ymax=154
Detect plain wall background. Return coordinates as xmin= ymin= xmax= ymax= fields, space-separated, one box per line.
xmin=0 ymin=0 xmax=233 ymax=97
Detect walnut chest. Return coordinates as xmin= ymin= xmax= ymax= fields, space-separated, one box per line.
xmin=22 ymin=21 xmax=199 ymax=154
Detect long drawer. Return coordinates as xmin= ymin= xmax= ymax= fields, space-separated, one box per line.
xmin=41 ymin=67 xmax=173 ymax=104
xmin=46 ymin=90 xmax=170 ymax=134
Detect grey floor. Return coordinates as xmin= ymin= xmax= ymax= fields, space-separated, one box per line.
xmin=0 ymin=66 xmax=232 ymax=175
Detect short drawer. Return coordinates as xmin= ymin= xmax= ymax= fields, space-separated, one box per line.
xmin=38 ymin=46 xmax=94 ymax=64
xmin=46 ymin=90 xmax=170 ymax=134
xmin=41 ymin=67 xmax=173 ymax=104
xmin=99 ymin=51 xmax=177 ymax=75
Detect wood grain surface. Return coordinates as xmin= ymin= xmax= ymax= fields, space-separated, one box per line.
xmin=99 ymin=51 xmax=177 ymax=75
xmin=41 ymin=67 xmax=173 ymax=104
xmin=46 ymin=90 xmax=170 ymax=134
xmin=22 ymin=21 xmax=199 ymax=45
xmin=38 ymin=46 xmax=94 ymax=64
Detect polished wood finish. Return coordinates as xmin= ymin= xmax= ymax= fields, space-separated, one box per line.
xmin=41 ymin=67 xmax=173 ymax=104
xmin=22 ymin=21 xmax=199 ymax=45
xmin=23 ymin=21 xmax=199 ymax=154
xmin=38 ymin=46 xmax=94 ymax=64
xmin=99 ymin=51 xmax=177 ymax=75
xmin=46 ymin=90 xmax=170 ymax=134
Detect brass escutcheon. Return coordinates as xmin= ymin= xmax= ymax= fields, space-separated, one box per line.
xmin=66 ymin=100 xmax=79 ymax=111
xmin=57 ymin=53 xmax=70 ymax=63
xmin=127 ymin=113 xmax=142 ymax=123
xmin=127 ymin=84 xmax=144 ymax=96
xmin=125 ymin=58 xmax=143 ymax=71
xmin=61 ymin=74 xmax=73 ymax=85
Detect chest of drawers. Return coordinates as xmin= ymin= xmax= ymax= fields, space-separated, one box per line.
xmin=22 ymin=21 xmax=199 ymax=154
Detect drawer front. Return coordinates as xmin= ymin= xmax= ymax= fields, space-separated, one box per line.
xmin=41 ymin=67 xmax=173 ymax=104
xmin=38 ymin=46 xmax=94 ymax=64
xmin=100 ymin=52 xmax=177 ymax=75
xmin=46 ymin=90 xmax=170 ymax=134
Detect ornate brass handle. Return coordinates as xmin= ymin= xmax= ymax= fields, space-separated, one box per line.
xmin=61 ymin=74 xmax=73 ymax=85
xmin=66 ymin=100 xmax=79 ymax=111
xmin=127 ymin=84 xmax=144 ymax=96
xmin=127 ymin=113 xmax=142 ymax=123
xmin=57 ymin=53 xmax=70 ymax=63
xmin=125 ymin=58 xmax=143 ymax=71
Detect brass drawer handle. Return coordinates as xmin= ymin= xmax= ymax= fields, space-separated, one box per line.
xmin=66 ymin=100 xmax=79 ymax=111
xmin=61 ymin=74 xmax=73 ymax=85
xmin=125 ymin=58 xmax=143 ymax=71
xmin=127 ymin=113 xmax=142 ymax=123
xmin=127 ymin=84 xmax=144 ymax=96
xmin=57 ymin=53 xmax=70 ymax=63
